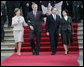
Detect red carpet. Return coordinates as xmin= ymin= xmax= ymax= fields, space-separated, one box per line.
xmin=1 ymin=52 xmax=79 ymax=66
xmin=1 ymin=23 xmax=79 ymax=66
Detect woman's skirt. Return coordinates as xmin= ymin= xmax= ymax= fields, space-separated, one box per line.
xmin=13 ymin=30 xmax=24 ymax=43
xmin=61 ymin=30 xmax=73 ymax=45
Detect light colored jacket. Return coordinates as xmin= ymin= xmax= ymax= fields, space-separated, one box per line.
xmin=12 ymin=16 xmax=28 ymax=31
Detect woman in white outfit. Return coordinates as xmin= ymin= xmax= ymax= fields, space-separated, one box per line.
xmin=12 ymin=8 xmax=28 ymax=55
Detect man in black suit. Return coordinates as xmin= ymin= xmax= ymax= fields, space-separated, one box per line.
xmin=41 ymin=1 xmax=50 ymax=7
xmin=32 ymin=1 xmax=42 ymax=11
xmin=72 ymin=1 xmax=82 ymax=23
xmin=20 ymin=1 xmax=31 ymax=23
xmin=27 ymin=3 xmax=48 ymax=55
xmin=79 ymin=1 xmax=83 ymax=22
xmin=1 ymin=1 xmax=6 ymax=42
xmin=46 ymin=7 xmax=61 ymax=55
xmin=6 ymin=1 xmax=20 ymax=27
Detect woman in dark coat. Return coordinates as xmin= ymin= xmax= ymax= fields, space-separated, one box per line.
xmin=60 ymin=9 xmax=73 ymax=55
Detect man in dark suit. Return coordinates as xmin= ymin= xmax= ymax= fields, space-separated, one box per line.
xmin=6 ymin=1 xmax=20 ymax=27
xmin=20 ymin=1 xmax=31 ymax=23
xmin=79 ymin=1 xmax=83 ymax=21
xmin=41 ymin=1 xmax=50 ymax=7
xmin=27 ymin=3 xmax=48 ymax=55
xmin=72 ymin=1 xmax=81 ymax=23
xmin=46 ymin=7 xmax=61 ymax=55
xmin=32 ymin=1 xmax=42 ymax=11
xmin=1 ymin=1 xmax=6 ymax=42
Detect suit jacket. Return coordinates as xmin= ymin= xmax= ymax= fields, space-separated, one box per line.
xmin=20 ymin=1 xmax=30 ymax=9
xmin=1 ymin=3 xmax=6 ymax=23
xmin=46 ymin=14 xmax=60 ymax=33
xmin=27 ymin=11 xmax=47 ymax=32
xmin=12 ymin=16 xmax=28 ymax=31
xmin=41 ymin=1 xmax=49 ymax=7
xmin=72 ymin=1 xmax=82 ymax=6
xmin=6 ymin=1 xmax=20 ymax=8
xmin=60 ymin=16 xmax=73 ymax=32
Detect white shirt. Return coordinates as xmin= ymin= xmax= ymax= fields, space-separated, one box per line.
xmin=64 ymin=16 xmax=68 ymax=21
xmin=33 ymin=11 xmax=37 ymax=15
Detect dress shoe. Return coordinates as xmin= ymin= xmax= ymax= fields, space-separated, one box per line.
xmin=17 ymin=52 xmax=21 ymax=56
xmin=65 ymin=51 xmax=68 ymax=55
xmin=51 ymin=52 xmax=56 ymax=55
xmin=36 ymin=52 xmax=39 ymax=55
xmin=32 ymin=49 xmax=35 ymax=55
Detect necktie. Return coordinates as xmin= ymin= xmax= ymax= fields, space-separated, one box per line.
xmin=34 ymin=12 xmax=36 ymax=19
xmin=54 ymin=15 xmax=56 ymax=21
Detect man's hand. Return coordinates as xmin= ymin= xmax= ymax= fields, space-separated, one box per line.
xmin=30 ymin=26 xmax=34 ymax=30
xmin=46 ymin=32 xmax=49 ymax=36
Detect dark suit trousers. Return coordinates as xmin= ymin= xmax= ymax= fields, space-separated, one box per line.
xmin=49 ymin=31 xmax=59 ymax=53
xmin=29 ymin=30 xmax=41 ymax=54
xmin=1 ymin=17 xmax=5 ymax=41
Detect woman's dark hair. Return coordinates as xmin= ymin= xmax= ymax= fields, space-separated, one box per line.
xmin=62 ymin=9 xmax=69 ymax=15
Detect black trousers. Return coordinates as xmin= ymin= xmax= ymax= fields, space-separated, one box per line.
xmin=22 ymin=6 xmax=29 ymax=23
xmin=29 ymin=30 xmax=41 ymax=54
xmin=72 ymin=6 xmax=80 ymax=22
xmin=1 ymin=17 xmax=5 ymax=41
xmin=49 ymin=31 xmax=59 ymax=53
xmin=80 ymin=7 xmax=83 ymax=20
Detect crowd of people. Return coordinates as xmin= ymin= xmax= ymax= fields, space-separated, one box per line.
xmin=1 ymin=1 xmax=83 ymax=56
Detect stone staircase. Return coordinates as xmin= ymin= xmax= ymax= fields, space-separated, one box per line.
xmin=77 ymin=22 xmax=83 ymax=52
xmin=1 ymin=22 xmax=83 ymax=53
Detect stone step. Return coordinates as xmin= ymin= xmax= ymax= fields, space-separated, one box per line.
xmin=79 ymin=46 xmax=83 ymax=50
xmin=4 ymin=38 xmax=83 ymax=42
xmin=78 ymin=36 xmax=83 ymax=40
xmin=4 ymin=30 xmax=13 ymax=32
xmin=1 ymin=45 xmax=15 ymax=48
xmin=1 ymin=42 xmax=15 ymax=45
xmin=1 ymin=46 xmax=83 ymax=51
xmin=4 ymin=27 xmax=13 ymax=31
xmin=77 ymin=31 xmax=83 ymax=35
xmin=79 ymin=50 xmax=83 ymax=52
xmin=4 ymin=27 xmax=83 ymax=31
xmin=1 ymin=53 xmax=14 ymax=56
xmin=2 ymin=50 xmax=83 ymax=54
xmin=5 ymin=34 xmax=14 ymax=37
xmin=1 ymin=47 xmax=15 ymax=51
xmin=4 ymin=36 xmax=14 ymax=39
xmin=1 ymin=43 xmax=83 ymax=49
xmin=78 ymin=23 xmax=83 ymax=27
xmin=3 ymin=40 xmax=15 ymax=43
xmin=78 ymin=27 xmax=83 ymax=30
xmin=78 ymin=40 xmax=83 ymax=43
xmin=4 ymin=32 xmax=83 ymax=37
xmin=1 ymin=51 xmax=14 ymax=54
xmin=78 ymin=42 xmax=83 ymax=45
xmin=5 ymin=32 xmax=13 ymax=34
xmin=4 ymin=38 xmax=14 ymax=41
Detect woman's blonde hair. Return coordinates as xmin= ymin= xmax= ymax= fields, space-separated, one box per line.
xmin=14 ymin=8 xmax=20 ymax=13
